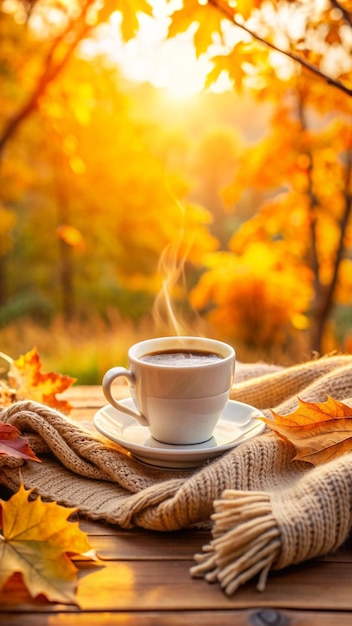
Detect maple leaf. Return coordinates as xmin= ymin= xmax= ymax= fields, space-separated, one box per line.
xmin=117 ymin=0 xmax=153 ymax=42
xmin=8 ymin=348 xmax=76 ymax=414
xmin=0 ymin=423 xmax=40 ymax=462
xmin=167 ymin=0 xmax=224 ymax=57
xmin=262 ymin=396 xmax=352 ymax=466
xmin=205 ymin=45 xmax=247 ymax=91
xmin=0 ymin=485 xmax=97 ymax=605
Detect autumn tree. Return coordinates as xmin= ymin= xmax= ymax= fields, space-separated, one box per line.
xmin=163 ymin=0 xmax=352 ymax=355
xmin=3 ymin=53 xmax=218 ymax=322
xmin=0 ymin=0 xmax=100 ymax=305
xmin=1 ymin=0 xmax=352 ymax=357
xmin=216 ymin=76 xmax=352 ymax=354
xmin=0 ymin=0 xmax=156 ymax=308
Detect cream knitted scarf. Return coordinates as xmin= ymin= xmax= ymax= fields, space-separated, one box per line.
xmin=1 ymin=353 xmax=352 ymax=595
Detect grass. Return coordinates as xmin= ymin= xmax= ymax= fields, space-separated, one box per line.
xmin=0 ymin=312 xmax=156 ymax=385
xmin=0 ymin=309 xmax=319 ymax=386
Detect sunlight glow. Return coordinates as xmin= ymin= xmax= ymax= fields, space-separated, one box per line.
xmin=80 ymin=11 xmax=214 ymax=100
xmin=22 ymin=0 xmax=350 ymax=99
xmin=152 ymin=38 xmax=211 ymax=100
xmin=81 ymin=0 xmax=304 ymax=99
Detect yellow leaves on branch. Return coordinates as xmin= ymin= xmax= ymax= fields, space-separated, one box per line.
xmin=0 ymin=485 xmax=97 ymax=605
xmin=263 ymin=396 xmax=352 ymax=466
xmin=1 ymin=348 xmax=76 ymax=414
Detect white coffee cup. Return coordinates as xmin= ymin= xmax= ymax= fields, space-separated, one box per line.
xmin=102 ymin=336 xmax=235 ymax=445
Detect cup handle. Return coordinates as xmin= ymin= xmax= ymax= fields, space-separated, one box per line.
xmin=102 ymin=367 xmax=149 ymax=427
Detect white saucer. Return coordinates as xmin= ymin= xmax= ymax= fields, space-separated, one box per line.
xmin=93 ymin=398 xmax=266 ymax=469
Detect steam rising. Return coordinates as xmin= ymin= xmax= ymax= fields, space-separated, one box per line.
xmin=152 ymin=229 xmax=191 ymax=337
xmin=152 ymin=196 xmax=200 ymax=337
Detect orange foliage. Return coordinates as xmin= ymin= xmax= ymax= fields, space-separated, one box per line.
xmin=1 ymin=0 xmax=352 ymax=364
xmin=6 ymin=349 xmax=76 ymax=414
xmin=191 ymin=243 xmax=312 ymax=346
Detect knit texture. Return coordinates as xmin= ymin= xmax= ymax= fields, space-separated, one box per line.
xmin=1 ymin=353 xmax=352 ymax=594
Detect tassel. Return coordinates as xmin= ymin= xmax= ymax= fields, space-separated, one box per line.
xmin=190 ymin=489 xmax=281 ymax=595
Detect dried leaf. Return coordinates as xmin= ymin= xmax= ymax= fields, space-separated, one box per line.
xmin=0 ymin=485 xmax=97 ymax=605
xmin=262 ymin=396 xmax=352 ymax=465
xmin=8 ymin=348 xmax=76 ymax=414
xmin=0 ymin=423 xmax=40 ymax=462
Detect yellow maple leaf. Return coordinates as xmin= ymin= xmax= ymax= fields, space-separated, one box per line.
xmin=262 ymin=396 xmax=352 ymax=466
xmin=205 ymin=45 xmax=246 ymax=91
xmin=0 ymin=485 xmax=97 ymax=605
xmin=117 ymin=0 xmax=153 ymax=42
xmin=168 ymin=0 xmax=224 ymax=57
xmin=8 ymin=348 xmax=76 ymax=414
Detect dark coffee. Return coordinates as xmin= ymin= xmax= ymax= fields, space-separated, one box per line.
xmin=140 ymin=348 xmax=223 ymax=367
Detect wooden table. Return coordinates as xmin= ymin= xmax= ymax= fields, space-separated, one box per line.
xmin=1 ymin=386 xmax=352 ymax=625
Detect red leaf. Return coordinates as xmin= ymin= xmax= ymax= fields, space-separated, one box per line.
xmin=0 ymin=423 xmax=40 ymax=462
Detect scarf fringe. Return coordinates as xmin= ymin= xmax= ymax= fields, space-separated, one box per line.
xmin=190 ymin=490 xmax=281 ymax=595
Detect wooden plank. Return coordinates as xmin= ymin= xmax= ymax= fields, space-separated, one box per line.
xmin=90 ymin=530 xmax=211 ymax=560
xmin=66 ymin=407 xmax=102 ymax=422
xmin=64 ymin=383 xmax=128 ymax=422
xmin=62 ymin=383 xmax=128 ymax=406
xmin=3 ymin=384 xmax=352 ymax=625
xmin=2 ymin=609 xmax=352 ymax=626
xmin=2 ymin=559 xmax=352 ymax=612
xmin=78 ymin=560 xmax=352 ymax=611
xmin=80 ymin=522 xmax=352 ymax=563
xmin=86 ymin=529 xmax=352 ymax=563
xmin=77 ymin=521 xmax=352 ymax=564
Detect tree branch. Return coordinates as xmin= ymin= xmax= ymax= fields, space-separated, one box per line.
xmin=209 ymin=0 xmax=352 ymax=97
xmin=297 ymin=89 xmax=352 ymax=351
xmin=295 ymin=96 xmax=322 ymax=340
xmin=0 ymin=0 xmax=94 ymax=155
xmin=323 ymin=139 xmax=352 ymax=315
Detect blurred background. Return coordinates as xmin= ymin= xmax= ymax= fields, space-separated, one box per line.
xmin=0 ymin=0 xmax=351 ymax=383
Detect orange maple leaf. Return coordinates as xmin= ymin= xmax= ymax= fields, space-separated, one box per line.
xmin=0 ymin=485 xmax=98 ymax=605
xmin=262 ymin=396 xmax=352 ymax=466
xmin=0 ymin=423 xmax=40 ymax=462
xmin=8 ymin=348 xmax=76 ymax=414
